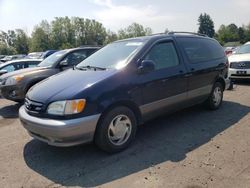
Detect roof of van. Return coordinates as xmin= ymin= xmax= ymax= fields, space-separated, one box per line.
xmin=115 ymin=32 xmax=211 ymax=43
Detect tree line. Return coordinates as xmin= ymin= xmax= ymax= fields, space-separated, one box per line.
xmin=0 ymin=14 xmax=250 ymax=55
xmin=0 ymin=17 xmax=152 ymax=55
xmin=197 ymin=13 xmax=250 ymax=46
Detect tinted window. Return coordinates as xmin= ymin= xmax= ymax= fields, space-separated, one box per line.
xmin=179 ymin=38 xmax=225 ymax=63
xmin=86 ymin=49 xmax=98 ymax=56
xmin=13 ymin=63 xmax=24 ymax=70
xmin=24 ymin=61 xmax=39 ymax=68
xmin=144 ymin=42 xmax=179 ymax=70
xmin=62 ymin=50 xmax=88 ymax=66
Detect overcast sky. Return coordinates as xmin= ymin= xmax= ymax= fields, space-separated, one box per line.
xmin=0 ymin=0 xmax=250 ymax=34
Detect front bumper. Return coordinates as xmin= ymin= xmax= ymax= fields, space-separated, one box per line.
xmin=0 ymin=84 xmax=25 ymax=101
xmin=19 ymin=106 xmax=101 ymax=147
xmin=228 ymin=68 xmax=250 ymax=79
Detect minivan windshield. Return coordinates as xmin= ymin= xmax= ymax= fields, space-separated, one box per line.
xmin=38 ymin=50 xmax=69 ymax=67
xmin=76 ymin=39 xmax=147 ymax=69
xmin=235 ymin=44 xmax=250 ymax=54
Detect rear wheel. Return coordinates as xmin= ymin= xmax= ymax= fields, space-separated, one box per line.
xmin=94 ymin=106 xmax=137 ymax=153
xmin=205 ymin=82 xmax=223 ymax=110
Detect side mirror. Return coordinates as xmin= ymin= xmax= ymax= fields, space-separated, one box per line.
xmin=59 ymin=60 xmax=68 ymax=68
xmin=138 ymin=60 xmax=155 ymax=74
xmin=0 ymin=69 xmax=8 ymax=76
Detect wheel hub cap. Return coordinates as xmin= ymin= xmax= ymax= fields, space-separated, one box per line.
xmin=108 ymin=115 xmax=132 ymax=146
xmin=213 ymin=87 xmax=222 ymax=106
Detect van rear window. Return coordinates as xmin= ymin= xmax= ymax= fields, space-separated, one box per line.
xmin=178 ymin=38 xmax=225 ymax=63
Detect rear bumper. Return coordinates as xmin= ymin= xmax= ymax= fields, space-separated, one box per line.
xmin=19 ymin=106 xmax=101 ymax=147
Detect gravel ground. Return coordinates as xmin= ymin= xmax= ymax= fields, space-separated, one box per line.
xmin=0 ymin=82 xmax=250 ymax=188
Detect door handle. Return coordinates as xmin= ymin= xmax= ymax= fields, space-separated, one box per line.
xmin=184 ymin=73 xmax=192 ymax=77
xmin=161 ymin=79 xmax=169 ymax=83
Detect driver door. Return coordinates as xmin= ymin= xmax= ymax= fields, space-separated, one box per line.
xmin=139 ymin=40 xmax=188 ymax=119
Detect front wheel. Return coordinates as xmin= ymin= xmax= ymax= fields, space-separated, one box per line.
xmin=205 ymin=82 xmax=223 ymax=110
xmin=94 ymin=106 xmax=137 ymax=153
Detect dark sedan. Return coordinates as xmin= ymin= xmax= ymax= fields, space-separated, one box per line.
xmin=0 ymin=47 xmax=100 ymax=102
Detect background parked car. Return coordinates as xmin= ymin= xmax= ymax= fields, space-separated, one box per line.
xmin=0 ymin=55 xmax=6 ymax=60
xmin=0 ymin=54 xmax=26 ymax=63
xmin=0 ymin=59 xmax=42 ymax=76
xmin=228 ymin=43 xmax=250 ymax=81
xmin=25 ymin=52 xmax=43 ymax=59
xmin=26 ymin=50 xmax=57 ymax=60
xmin=0 ymin=46 xmax=100 ymax=102
xmin=40 ymin=50 xmax=58 ymax=59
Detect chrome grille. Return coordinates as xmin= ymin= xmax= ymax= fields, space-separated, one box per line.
xmin=230 ymin=61 xmax=250 ymax=69
xmin=24 ymin=98 xmax=43 ymax=113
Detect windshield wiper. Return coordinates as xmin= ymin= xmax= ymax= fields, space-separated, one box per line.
xmin=76 ymin=65 xmax=106 ymax=71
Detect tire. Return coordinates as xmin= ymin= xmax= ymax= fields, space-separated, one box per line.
xmin=205 ymin=82 xmax=224 ymax=110
xmin=228 ymin=80 xmax=234 ymax=90
xmin=94 ymin=106 xmax=137 ymax=153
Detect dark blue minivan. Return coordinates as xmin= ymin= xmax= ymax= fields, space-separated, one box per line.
xmin=19 ymin=32 xmax=229 ymax=153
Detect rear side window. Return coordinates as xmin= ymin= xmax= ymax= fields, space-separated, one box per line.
xmin=144 ymin=42 xmax=179 ymax=70
xmin=178 ymin=38 xmax=225 ymax=63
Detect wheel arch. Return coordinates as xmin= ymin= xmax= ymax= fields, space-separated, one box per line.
xmin=24 ymin=78 xmax=44 ymax=93
xmin=215 ymin=76 xmax=226 ymax=91
xmin=97 ymin=100 xmax=143 ymax=127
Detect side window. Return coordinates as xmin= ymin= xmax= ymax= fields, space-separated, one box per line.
xmin=13 ymin=63 xmax=24 ymax=70
xmin=2 ymin=64 xmax=15 ymax=72
xmin=144 ymin=42 xmax=179 ymax=70
xmin=62 ymin=50 xmax=88 ymax=66
xmin=14 ymin=62 xmax=25 ymax=70
xmin=25 ymin=61 xmax=38 ymax=68
xmin=87 ymin=49 xmax=97 ymax=56
xmin=179 ymin=38 xmax=225 ymax=63
xmin=28 ymin=64 xmax=37 ymax=68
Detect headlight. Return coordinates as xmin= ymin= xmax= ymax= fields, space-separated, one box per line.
xmin=47 ymin=99 xmax=86 ymax=115
xmin=5 ymin=75 xmax=24 ymax=85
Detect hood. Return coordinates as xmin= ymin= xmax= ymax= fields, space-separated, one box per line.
xmin=0 ymin=67 xmax=49 ymax=79
xmin=228 ymin=53 xmax=250 ymax=62
xmin=27 ymin=68 xmax=117 ymax=103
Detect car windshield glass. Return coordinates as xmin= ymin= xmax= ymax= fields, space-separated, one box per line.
xmin=38 ymin=50 xmax=68 ymax=67
xmin=235 ymin=44 xmax=250 ymax=54
xmin=76 ymin=39 xmax=146 ymax=69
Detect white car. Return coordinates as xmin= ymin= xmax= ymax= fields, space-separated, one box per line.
xmin=228 ymin=44 xmax=250 ymax=80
